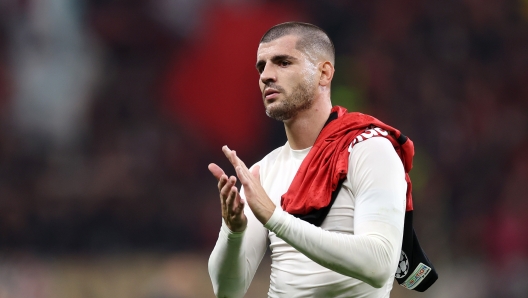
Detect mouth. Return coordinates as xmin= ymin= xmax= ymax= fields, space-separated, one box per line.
xmin=264 ymin=88 xmax=280 ymax=100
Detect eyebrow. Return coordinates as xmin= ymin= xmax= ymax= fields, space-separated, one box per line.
xmin=256 ymin=54 xmax=298 ymax=71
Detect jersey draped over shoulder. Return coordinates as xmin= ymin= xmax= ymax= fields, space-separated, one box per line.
xmin=209 ymin=111 xmax=407 ymax=297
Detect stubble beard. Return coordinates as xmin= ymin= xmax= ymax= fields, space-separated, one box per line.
xmin=265 ymin=78 xmax=316 ymax=122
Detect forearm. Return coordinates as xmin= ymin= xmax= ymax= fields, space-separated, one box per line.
xmin=208 ymin=220 xmax=249 ymax=298
xmin=265 ymin=208 xmax=401 ymax=288
xmin=209 ymin=193 xmax=269 ymax=298
xmin=208 ymin=158 xmax=270 ymax=298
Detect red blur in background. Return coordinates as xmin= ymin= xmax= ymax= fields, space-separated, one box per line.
xmin=164 ymin=3 xmax=302 ymax=154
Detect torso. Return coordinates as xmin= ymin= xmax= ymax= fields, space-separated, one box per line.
xmin=258 ymin=142 xmax=392 ymax=298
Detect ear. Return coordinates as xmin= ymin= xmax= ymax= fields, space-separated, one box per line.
xmin=319 ymin=61 xmax=334 ymax=87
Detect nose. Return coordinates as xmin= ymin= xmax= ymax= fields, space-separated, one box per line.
xmin=260 ymin=63 xmax=277 ymax=85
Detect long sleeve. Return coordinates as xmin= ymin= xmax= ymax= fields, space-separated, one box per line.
xmin=264 ymin=137 xmax=406 ymax=288
xmin=208 ymin=185 xmax=269 ymax=298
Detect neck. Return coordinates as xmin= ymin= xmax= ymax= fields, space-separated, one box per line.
xmin=283 ymin=96 xmax=332 ymax=150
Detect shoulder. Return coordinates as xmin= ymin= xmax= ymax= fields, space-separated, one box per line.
xmin=348 ymin=137 xmax=404 ymax=175
xmin=350 ymin=135 xmax=393 ymax=152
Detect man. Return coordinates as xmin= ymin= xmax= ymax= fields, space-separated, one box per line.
xmin=208 ymin=22 xmax=407 ymax=298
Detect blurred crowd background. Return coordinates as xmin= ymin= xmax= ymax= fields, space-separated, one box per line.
xmin=0 ymin=0 xmax=527 ymax=297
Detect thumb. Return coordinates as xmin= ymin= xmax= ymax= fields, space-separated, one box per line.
xmin=208 ymin=163 xmax=225 ymax=181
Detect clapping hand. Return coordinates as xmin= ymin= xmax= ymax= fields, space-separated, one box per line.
xmin=209 ymin=146 xmax=275 ymax=230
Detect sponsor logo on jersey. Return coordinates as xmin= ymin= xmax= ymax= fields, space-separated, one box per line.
xmin=401 ymin=262 xmax=432 ymax=290
xmin=349 ymin=127 xmax=389 ymax=151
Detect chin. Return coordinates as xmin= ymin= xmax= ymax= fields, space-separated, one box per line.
xmin=264 ymin=101 xmax=279 ymax=113
xmin=266 ymin=106 xmax=294 ymax=122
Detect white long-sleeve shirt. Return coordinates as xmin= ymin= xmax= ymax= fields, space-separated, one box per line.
xmin=209 ymin=137 xmax=407 ymax=298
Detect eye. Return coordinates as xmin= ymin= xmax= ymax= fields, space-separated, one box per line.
xmin=279 ymin=60 xmax=291 ymax=67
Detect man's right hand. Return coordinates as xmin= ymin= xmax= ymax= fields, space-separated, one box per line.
xmin=208 ymin=163 xmax=248 ymax=232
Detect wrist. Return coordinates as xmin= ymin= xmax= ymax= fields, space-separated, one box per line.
xmin=264 ymin=206 xmax=287 ymax=232
xmin=222 ymin=219 xmax=246 ymax=235
xmin=254 ymin=201 xmax=276 ymax=225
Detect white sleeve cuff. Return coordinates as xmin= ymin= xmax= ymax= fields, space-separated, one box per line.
xmin=264 ymin=206 xmax=290 ymax=234
xmin=221 ymin=219 xmax=245 ymax=240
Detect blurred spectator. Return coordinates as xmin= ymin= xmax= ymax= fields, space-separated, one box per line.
xmin=5 ymin=0 xmax=101 ymax=150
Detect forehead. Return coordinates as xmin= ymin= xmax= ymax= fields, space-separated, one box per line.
xmin=257 ymin=35 xmax=302 ymax=61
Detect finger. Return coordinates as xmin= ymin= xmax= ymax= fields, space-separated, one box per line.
xmin=233 ymin=190 xmax=245 ymax=213
xmin=235 ymin=165 xmax=252 ymax=186
xmin=217 ymin=174 xmax=228 ymax=191
xmin=229 ymin=186 xmax=243 ymax=214
xmin=222 ymin=146 xmax=247 ymax=169
xmin=220 ymin=176 xmax=237 ymax=199
xmin=226 ymin=185 xmax=239 ymax=215
xmin=222 ymin=146 xmax=235 ymax=164
xmin=208 ymin=163 xmax=226 ymax=181
xmin=220 ymin=177 xmax=236 ymax=218
xmin=231 ymin=150 xmax=247 ymax=168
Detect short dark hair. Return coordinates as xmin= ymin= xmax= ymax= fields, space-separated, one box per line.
xmin=260 ymin=22 xmax=335 ymax=64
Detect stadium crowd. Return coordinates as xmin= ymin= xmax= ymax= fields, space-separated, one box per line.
xmin=0 ymin=0 xmax=526 ymax=296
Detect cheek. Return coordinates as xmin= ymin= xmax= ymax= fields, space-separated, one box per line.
xmin=290 ymin=74 xmax=307 ymax=90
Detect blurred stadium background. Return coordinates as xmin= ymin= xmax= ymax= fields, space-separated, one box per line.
xmin=0 ymin=0 xmax=527 ymax=297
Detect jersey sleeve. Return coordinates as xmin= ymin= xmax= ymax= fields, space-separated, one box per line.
xmin=208 ymin=165 xmax=269 ymax=298
xmin=264 ymin=137 xmax=406 ymax=288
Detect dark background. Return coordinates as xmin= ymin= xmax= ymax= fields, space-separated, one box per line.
xmin=0 ymin=0 xmax=526 ymax=297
